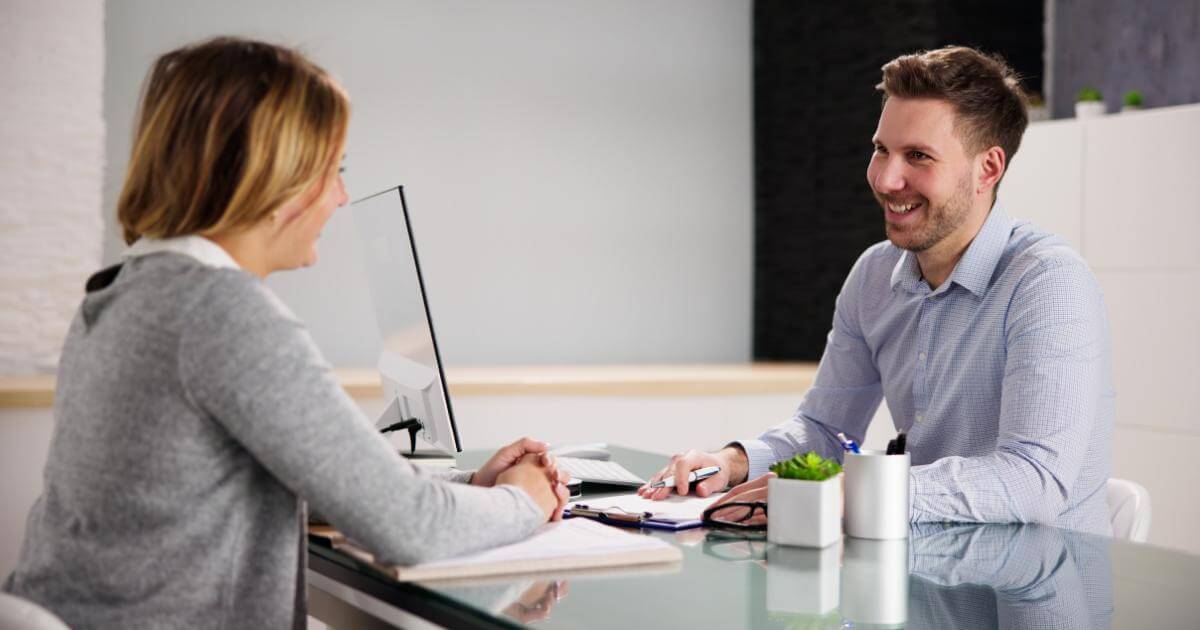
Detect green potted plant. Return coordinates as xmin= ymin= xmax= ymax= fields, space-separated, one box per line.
xmin=767 ymin=452 xmax=843 ymax=548
xmin=1075 ymin=87 xmax=1105 ymax=119
xmin=1027 ymin=92 xmax=1048 ymax=122
xmin=1122 ymin=89 xmax=1144 ymax=112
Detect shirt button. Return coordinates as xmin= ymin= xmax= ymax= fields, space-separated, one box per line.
xmin=918 ymin=352 xmax=927 ymax=361
xmin=916 ymin=414 xmax=925 ymax=423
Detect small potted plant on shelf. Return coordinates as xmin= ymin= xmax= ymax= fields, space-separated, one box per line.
xmin=1122 ymin=90 xmax=1144 ymax=113
xmin=767 ymin=451 xmax=843 ymax=548
xmin=1027 ymin=92 xmax=1049 ymax=122
xmin=1075 ymin=87 xmax=1105 ymax=118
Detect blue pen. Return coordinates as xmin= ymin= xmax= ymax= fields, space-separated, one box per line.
xmin=836 ymin=432 xmax=861 ymax=454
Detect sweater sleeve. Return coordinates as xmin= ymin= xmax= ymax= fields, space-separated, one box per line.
xmin=177 ymin=273 xmax=544 ymax=566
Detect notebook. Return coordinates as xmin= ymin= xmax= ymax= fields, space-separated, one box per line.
xmin=310 ymin=518 xmax=681 ymax=582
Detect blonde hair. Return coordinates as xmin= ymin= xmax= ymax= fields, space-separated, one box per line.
xmin=117 ymin=37 xmax=349 ymax=245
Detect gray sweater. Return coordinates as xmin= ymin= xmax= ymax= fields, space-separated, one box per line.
xmin=3 ymin=253 xmax=544 ymax=629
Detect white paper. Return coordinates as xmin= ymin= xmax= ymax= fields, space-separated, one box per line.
xmin=571 ymin=491 xmax=726 ymax=520
xmin=412 ymin=518 xmax=672 ymax=572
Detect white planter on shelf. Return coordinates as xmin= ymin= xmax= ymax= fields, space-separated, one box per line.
xmin=767 ymin=474 xmax=842 ymax=548
xmin=1075 ymin=101 xmax=1106 ymax=118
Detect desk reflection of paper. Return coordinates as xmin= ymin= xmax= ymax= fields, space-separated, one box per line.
xmin=572 ymin=492 xmax=726 ymax=520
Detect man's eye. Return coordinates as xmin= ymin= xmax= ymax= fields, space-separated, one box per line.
xmin=908 ymin=151 xmax=929 ymax=160
xmin=873 ymin=146 xmax=887 ymax=155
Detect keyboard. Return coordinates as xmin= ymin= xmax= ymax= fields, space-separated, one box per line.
xmin=557 ymin=457 xmax=646 ymax=487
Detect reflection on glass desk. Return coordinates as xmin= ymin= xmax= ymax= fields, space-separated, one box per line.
xmin=307 ymin=446 xmax=1200 ymax=629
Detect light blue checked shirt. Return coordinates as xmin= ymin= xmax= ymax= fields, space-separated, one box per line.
xmin=739 ymin=209 xmax=1114 ymax=535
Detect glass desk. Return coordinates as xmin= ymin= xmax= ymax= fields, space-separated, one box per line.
xmin=307 ymin=446 xmax=1200 ymax=629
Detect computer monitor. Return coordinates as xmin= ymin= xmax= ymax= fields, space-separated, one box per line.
xmin=351 ymin=186 xmax=461 ymax=455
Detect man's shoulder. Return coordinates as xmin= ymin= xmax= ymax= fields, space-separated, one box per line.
xmin=853 ymin=239 xmax=905 ymax=276
xmin=1002 ymin=221 xmax=1093 ymax=281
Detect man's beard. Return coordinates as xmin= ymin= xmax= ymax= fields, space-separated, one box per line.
xmin=880 ymin=172 xmax=973 ymax=253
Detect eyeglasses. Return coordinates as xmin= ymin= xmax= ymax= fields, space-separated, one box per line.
xmin=702 ymin=501 xmax=768 ymax=531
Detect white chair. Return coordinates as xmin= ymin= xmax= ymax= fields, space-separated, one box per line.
xmin=0 ymin=592 xmax=70 ymax=630
xmin=1107 ymin=478 xmax=1152 ymax=543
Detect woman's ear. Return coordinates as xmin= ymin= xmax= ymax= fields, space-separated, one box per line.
xmin=270 ymin=192 xmax=309 ymax=229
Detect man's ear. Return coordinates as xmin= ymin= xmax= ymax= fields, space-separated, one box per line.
xmin=976 ymin=146 xmax=1006 ymax=196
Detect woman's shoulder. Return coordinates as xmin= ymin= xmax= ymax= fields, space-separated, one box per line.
xmin=126 ymin=253 xmax=298 ymax=324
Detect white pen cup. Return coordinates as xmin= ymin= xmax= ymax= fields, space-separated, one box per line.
xmin=843 ymin=450 xmax=910 ymax=540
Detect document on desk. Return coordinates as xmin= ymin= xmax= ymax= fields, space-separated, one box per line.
xmin=330 ymin=518 xmax=681 ymax=583
xmin=565 ymin=492 xmax=726 ymax=530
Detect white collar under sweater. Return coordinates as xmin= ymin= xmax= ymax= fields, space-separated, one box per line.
xmin=123 ymin=235 xmax=242 ymax=271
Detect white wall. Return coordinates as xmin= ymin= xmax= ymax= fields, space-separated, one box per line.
xmin=0 ymin=0 xmax=104 ymax=375
xmin=102 ymin=0 xmax=754 ymax=367
xmin=998 ymin=103 xmax=1200 ymax=554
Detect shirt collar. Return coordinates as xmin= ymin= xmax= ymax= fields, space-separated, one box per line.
xmin=890 ymin=207 xmax=1015 ymax=297
xmin=123 ymin=235 xmax=243 ymax=271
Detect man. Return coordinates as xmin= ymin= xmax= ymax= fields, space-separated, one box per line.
xmin=639 ymin=46 xmax=1114 ymax=535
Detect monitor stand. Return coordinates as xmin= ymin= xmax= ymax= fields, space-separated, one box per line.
xmin=401 ymin=450 xmax=457 ymax=468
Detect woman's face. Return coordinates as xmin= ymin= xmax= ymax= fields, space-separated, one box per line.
xmin=272 ymin=151 xmax=348 ymax=271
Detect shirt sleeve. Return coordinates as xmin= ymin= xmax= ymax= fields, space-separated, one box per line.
xmin=736 ymin=251 xmax=884 ymax=479
xmin=178 ymin=274 xmax=544 ymax=566
xmin=909 ymin=257 xmax=1109 ymax=524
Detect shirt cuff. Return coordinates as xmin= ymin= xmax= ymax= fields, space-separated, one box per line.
xmin=732 ymin=439 xmax=777 ymax=481
xmin=909 ymin=467 xmax=918 ymax=522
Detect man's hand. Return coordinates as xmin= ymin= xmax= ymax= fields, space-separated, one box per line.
xmin=496 ymin=453 xmax=571 ymax=522
xmin=472 ymin=437 xmax=551 ymax=488
xmin=707 ymin=472 xmax=774 ymax=526
xmin=637 ymin=445 xmax=749 ymax=501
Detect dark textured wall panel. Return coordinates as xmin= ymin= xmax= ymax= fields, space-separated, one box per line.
xmin=753 ymin=1 xmax=1043 ymax=360
xmin=1048 ymin=0 xmax=1200 ymax=117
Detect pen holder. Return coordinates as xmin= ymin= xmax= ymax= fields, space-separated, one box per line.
xmin=844 ymin=451 xmax=910 ymax=540
xmin=767 ymin=474 xmax=842 ymax=548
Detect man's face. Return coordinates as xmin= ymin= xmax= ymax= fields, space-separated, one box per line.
xmin=866 ymin=97 xmax=980 ymax=253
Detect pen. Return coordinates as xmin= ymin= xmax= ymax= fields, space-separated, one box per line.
xmin=649 ymin=466 xmax=721 ymax=490
xmin=571 ymin=505 xmax=650 ymax=523
xmin=886 ymin=431 xmax=907 ymax=455
xmin=836 ymin=432 xmax=861 ymax=454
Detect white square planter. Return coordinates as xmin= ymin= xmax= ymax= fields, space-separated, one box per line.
xmin=767 ymin=474 xmax=842 ymax=548
xmin=1075 ymin=101 xmax=1106 ymax=118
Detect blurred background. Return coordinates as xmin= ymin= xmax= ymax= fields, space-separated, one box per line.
xmin=2 ymin=0 xmax=1198 ymax=567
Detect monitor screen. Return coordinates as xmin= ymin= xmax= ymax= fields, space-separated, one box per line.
xmin=351 ymin=186 xmax=461 ymax=453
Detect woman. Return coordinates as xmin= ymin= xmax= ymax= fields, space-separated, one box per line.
xmin=3 ymin=37 xmax=567 ymax=629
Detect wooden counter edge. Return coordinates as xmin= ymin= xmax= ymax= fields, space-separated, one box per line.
xmin=2 ymin=363 xmax=819 ymax=408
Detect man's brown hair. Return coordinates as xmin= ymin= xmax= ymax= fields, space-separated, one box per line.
xmin=117 ymin=37 xmax=350 ymax=245
xmin=877 ymin=46 xmax=1028 ymax=185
